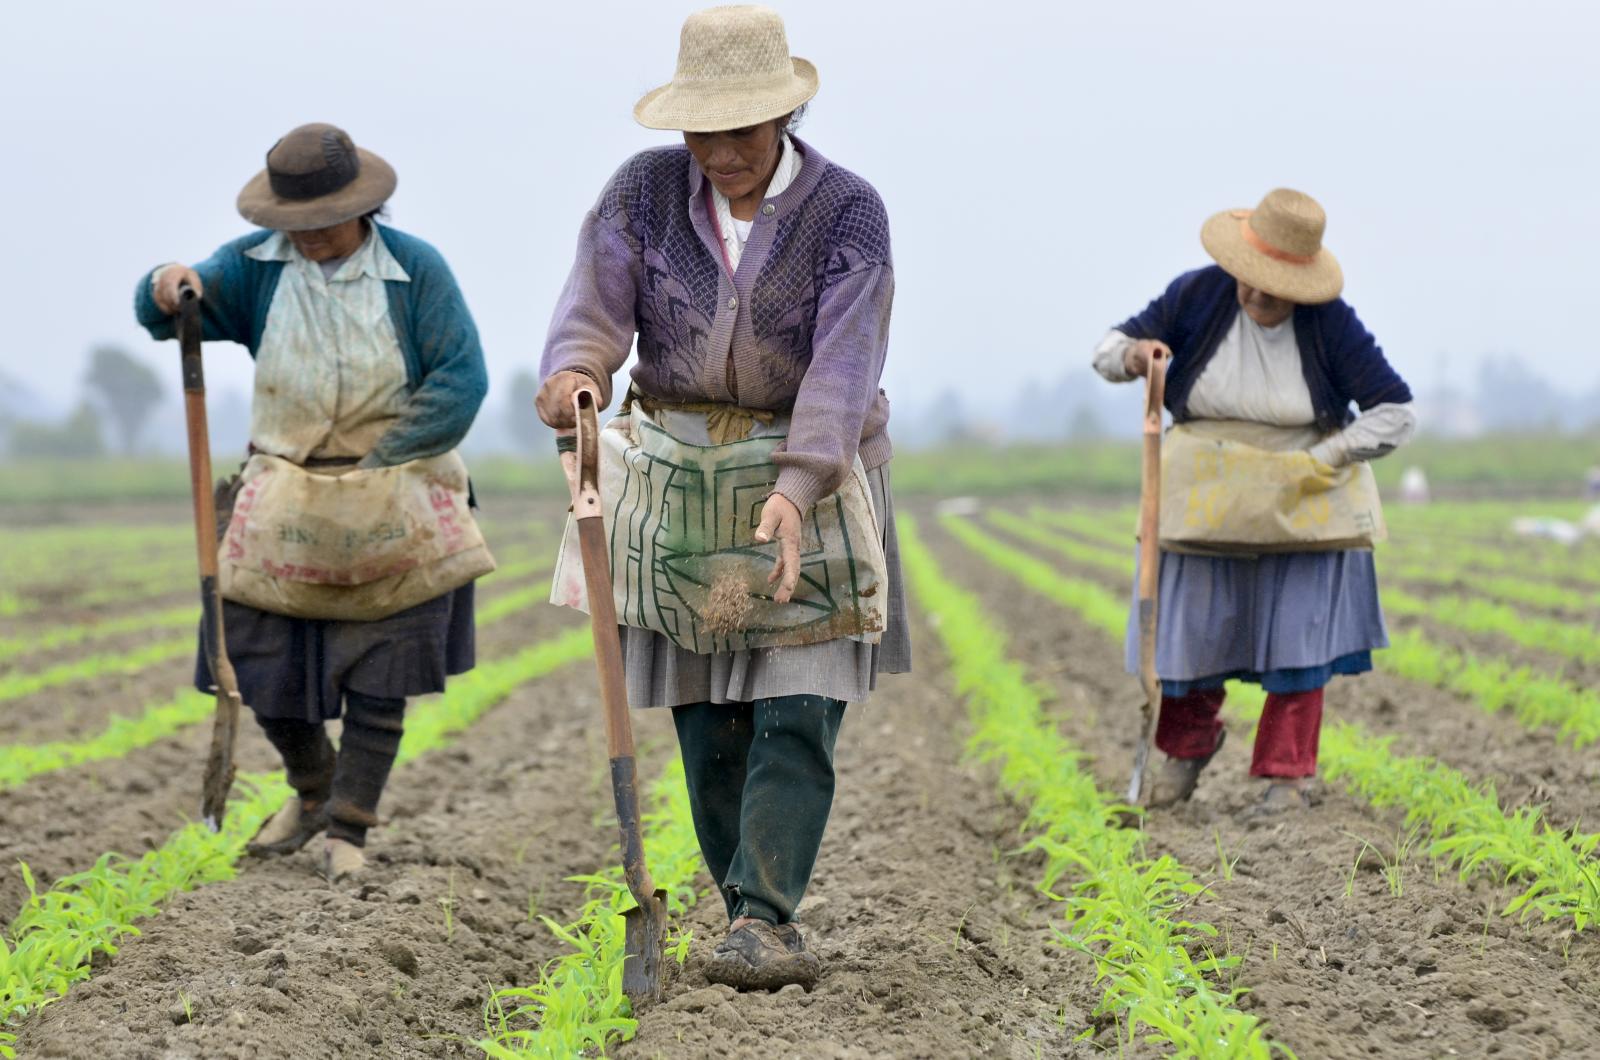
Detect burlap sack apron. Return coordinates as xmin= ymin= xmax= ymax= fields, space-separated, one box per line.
xmin=550 ymin=399 xmax=888 ymax=654
xmin=1159 ymin=420 xmax=1387 ymax=555
xmin=219 ymin=449 xmax=495 ymax=621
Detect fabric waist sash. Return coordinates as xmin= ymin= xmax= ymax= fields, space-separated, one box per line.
xmin=1158 ymin=419 xmax=1387 ymax=555
xmin=550 ymin=400 xmax=888 ymax=654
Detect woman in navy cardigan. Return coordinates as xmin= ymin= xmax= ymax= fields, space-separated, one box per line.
xmin=1093 ymin=188 xmax=1416 ymax=813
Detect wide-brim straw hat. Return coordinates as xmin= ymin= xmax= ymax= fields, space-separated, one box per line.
xmin=1200 ymin=188 xmax=1344 ymax=304
xmin=236 ymin=123 xmax=397 ymax=232
xmin=634 ymin=5 xmax=819 ymax=132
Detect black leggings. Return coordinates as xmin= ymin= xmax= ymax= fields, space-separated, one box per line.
xmin=255 ymin=691 xmax=406 ymax=847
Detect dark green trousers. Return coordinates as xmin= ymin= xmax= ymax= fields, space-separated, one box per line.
xmin=671 ymin=695 xmax=847 ymax=925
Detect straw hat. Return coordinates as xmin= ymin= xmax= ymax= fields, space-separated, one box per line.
xmin=236 ymin=123 xmax=397 ymax=232
xmin=634 ymin=5 xmax=818 ymax=132
xmin=1200 ymin=188 xmax=1344 ymax=304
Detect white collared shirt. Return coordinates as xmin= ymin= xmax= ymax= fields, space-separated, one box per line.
xmin=244 ymin=225 xmax=412 ymax=463
xmin=710 ymin=135 xmax=801 ymax=270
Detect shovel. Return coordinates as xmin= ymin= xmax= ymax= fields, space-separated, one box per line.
xmin=559 ymin=388 xmax=669 ymax=1002
xmin=176 ymin=283 xmax=245 ymax=831
xmin=1125 ymin=347 xmax=1171 ymax=809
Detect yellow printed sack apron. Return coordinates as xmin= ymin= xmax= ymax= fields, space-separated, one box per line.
xmin=1159 ymin=420 xmax=1387 ymax=555
xmin=550 ymin=401 xmax=887 ymax=654
xmin=219 ymin=450 xmax=495 ymax=621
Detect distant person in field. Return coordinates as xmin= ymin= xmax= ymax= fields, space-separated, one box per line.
xmin=134 ymin=123 xmax=489 ymax=880
xmin=538 ymin=6 xmax=909 ymax=991
xmin=1093 ymin=189 xmax=1416 ymax=812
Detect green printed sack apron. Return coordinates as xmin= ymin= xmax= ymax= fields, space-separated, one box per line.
xmin=219 ymin=450 xmax=495 ymax=621
xmin=1159 ymin=419 xmax=1387 ymax=555
xmin=550 ymin=402 xmax=887 ymax=654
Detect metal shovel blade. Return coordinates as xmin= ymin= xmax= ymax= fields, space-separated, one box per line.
xmin=622 ymin=887 xmax=670 ymax=1001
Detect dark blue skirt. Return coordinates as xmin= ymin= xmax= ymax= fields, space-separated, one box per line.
xmin=1125 ymin=550 xmax=1388 ymax=697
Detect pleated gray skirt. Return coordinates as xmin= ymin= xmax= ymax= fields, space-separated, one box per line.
xmin=1125 ymin=549 xmax=1389 ymax=696
xmin=623 ymin=463 xmax=912 ymax=709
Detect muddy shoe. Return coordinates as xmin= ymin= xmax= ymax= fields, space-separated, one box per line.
xmin=1242 ymin=781 xmax=1313 ymax=820
xmin=247 ymin=799 xmax=328 ymax=857
xmin=705 ymin=921 xmax=821 ymax=992
xmin=1147 ymin=729 xmax=1227 ymax=808
xmin=323 ymin=838 xmax=366 ymax=882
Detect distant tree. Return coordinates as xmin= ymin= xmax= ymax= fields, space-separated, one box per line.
xmin=84 ymin=344 xmax=164 ymax=453
xmin=1066 ymin=403 xmax=1107 ymax=441
xmin=505 ymin=369 xmax=551 ymax=454
xmin=6 ymin=402 xmax=106 ymax=458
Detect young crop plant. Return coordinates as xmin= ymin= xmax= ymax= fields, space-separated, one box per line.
xmin=943 ymin=516 xmax=1600 ymax=937
xmin=1382 ymin=558 xmax=1600 ymax=617
xmin=985 ymin=510 xmax=1134 ymax=578
xmin=0 ymin=636 xmax=193 ymax=704
xmin=1379 ymin=629 xmax=1600 ymax=747
xmin=1384 ymin=589 xmax=1600 ymax=667
xmin=0 ymin=691 xmax=214 ymax=791
xmin=902 ymin=518 xmax=1287 ymax=1059
xmin=0 ymin=627 xmax=593 ymax=1045
xmin=0 ymin=606 xmax=198 ymax=665
xmin=476 ymin=760 xmax=703 ymax=1058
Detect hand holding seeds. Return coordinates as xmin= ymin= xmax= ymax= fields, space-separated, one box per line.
xmin=754 ymin=492 xmax=803 ymax=604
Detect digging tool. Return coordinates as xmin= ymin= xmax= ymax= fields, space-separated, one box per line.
xmin=560 ymin=388 xmax=669 ymax=1001
xmin=1125 ymin=346 xmax=1171 ymax=809
xmin=177 ymin=283 xmax=244 ymax=831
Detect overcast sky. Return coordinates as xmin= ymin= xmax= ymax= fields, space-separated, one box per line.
xmin=1 ymin=0 xmax=1595 ymax=433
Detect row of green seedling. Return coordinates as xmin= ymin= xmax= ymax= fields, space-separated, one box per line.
xmin=0 ymin=554 xmax=553 ymax=705
xmin=1005 ymin=511 xmax=1600 ymax=748
xmin=476 ymin=758 xmax=704 ymax=1059
xmin=1383 ymin=587 xmax=1600 ymax=666
xmin=902 ymin=517 xmax=1284 ymax=1058
xmin=0 ymin=625 xmax=593 ymax=1056
xmin=0 ymin=560 xmax=555 ymax=792
xmin=944 ymin=515 xmax=1600 ymax=934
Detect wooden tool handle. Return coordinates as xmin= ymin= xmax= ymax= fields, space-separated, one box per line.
xmin=565 ymin=390 xmax=635 ymax=760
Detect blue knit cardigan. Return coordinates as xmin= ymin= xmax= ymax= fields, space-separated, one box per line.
xmin=1116 ymin=265 xmax=1411 ymax=432
xmin=133 ymin=225 xmax=488 ymax=467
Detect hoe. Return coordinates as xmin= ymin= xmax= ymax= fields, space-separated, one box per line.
xmin=559 ymin=389 xmax=669 ymax=1001
xmin=177 ymin=284 xmax=244 ymax=831
xmin=1125 ymin=347 xmax=1171 ymax=811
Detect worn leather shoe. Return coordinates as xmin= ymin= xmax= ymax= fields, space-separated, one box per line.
xmin=247 ymin=798 xmax=328 ymax=857
xmin=323 ymin=838 xmax=366 ymax=882
xmin=705 ymin=920 xmax=820 ymax=992
xmin=1147 ymin=729 xmax=1227 ymax=808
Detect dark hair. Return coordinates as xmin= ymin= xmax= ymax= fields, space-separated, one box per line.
xmin=362 ymin=204 xmax=390 ymax=223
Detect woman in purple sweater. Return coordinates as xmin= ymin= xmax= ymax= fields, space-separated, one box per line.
xmin=537 ymin=6 xmax=909 ymax=991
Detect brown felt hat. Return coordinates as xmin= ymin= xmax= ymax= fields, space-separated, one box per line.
xmin=1200 ymin=188 xmax=1344 ymax=304
xmin=634 ymin=5 xmax=818 ymax=132
xmin=236 ymin=123 xmax=396 ymax=232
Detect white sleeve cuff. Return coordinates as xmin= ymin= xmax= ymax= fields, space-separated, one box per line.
xmin=1092 ymin=330 xmax=1137 ymax=383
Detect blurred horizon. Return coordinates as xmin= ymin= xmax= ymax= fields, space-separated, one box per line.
xmin=2 ymin=0 xmax=1597 ymax=461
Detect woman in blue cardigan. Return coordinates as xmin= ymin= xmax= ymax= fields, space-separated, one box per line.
xmin=1093 ymin=188 xmax=1416 ymax=812
xmin=135 ymin=123 xmax=489 ymax=879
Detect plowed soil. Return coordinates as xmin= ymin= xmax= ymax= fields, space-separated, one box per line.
xmin=9 ymin=499 xmax=1600 ymax=1059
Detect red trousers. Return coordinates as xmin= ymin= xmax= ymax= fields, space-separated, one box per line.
xmin=1153 ymin=687 xmax=1324 ymax=779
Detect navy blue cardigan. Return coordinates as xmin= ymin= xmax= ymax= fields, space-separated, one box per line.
xmin=134 ymin=225 xmax=488 ymax=468
xmin=1115 ymin=265 xmax=1410 ymax=432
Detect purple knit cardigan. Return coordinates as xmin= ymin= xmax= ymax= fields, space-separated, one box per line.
xmin=541 ymin=137 xmax=894 ymax=513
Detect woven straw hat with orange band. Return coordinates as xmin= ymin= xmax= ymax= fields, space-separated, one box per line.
xmin=1200 ymin=188 xmax=1344 ymax=305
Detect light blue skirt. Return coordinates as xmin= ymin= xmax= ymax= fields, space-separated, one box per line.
xmin=1124 ymin=550 xmax=1389 ymax=697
